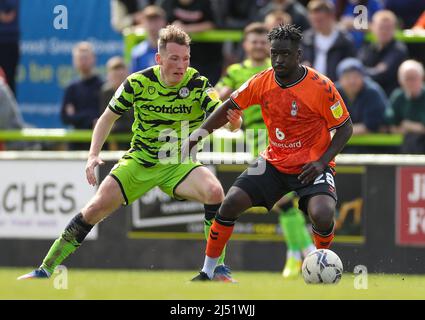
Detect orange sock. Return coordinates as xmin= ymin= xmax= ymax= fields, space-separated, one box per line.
xmin=313 ymin=230 xmax=334 ymax=249
xmin=206 ymin=220 xmax=234 ymax=258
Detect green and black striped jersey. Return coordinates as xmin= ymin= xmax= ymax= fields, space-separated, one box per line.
xmin=108 ymin=66 xmax=221 ymax=167
xmin=216 ymin=59 xmax=271 ymax=129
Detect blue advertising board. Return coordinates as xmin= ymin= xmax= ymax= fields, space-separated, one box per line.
xmin=17 ymin=0 xmax=123 ymax=128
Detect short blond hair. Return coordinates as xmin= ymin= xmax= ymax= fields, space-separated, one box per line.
xmin=243 ymin=22 xmax=269 ymax=41
xmin=72 ymin=41 xmax=95 ymax=56
xmin=307 ymin=0 xmax=335 ymax=13
xmin=106 ymin=56 xmax=126 ymax=71
xmin=158 ymin=25 xmax=191 ymax=52
xmin=264 ymin=10 xmax=292 ymax=30
xmin=372 ymin=10 xmax=397 ymax=25
xmin=398 ymin=59 xmax=425 ymax=81
xmin=142 ymin=5 xmax=166 ymax=19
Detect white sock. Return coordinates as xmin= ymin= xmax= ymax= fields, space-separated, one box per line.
xmin=201 ymin=256 xmax=219 ymax=279
xmin=302 ymin=244 xmax=317 ymax=258
xmin=287 ymin=250 xmax=301 ymax=261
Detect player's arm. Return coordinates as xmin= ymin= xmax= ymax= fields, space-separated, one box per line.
xmin=352 ymin=123 xmax=369 ymax=135
xmin=86 ymin=108 xmax=121 ymax=186
xmin=216 ymin=86 xmax=242 ymax=132
xmin=185 ymin=72 xmax=259 ymax=157
xmin=206 ymin=81 xmax=242 ymax=132
xmin=216 ymin=82 xmax=242 ymax=131
xmin=224 ymin=108 xmax=243 ymax=132
xmin=201 ymin=99 xmax=237 ymax=134
xmin=217 ymin=85 xmax=233 ymax=101
xmin=298 ymin=118 xmax=353 ymax=184
xmin=215 ymin=66 xmax=235 ymax=102
xmin=400 ymin=120 xmax=425 ymax=134
xmin=184 ymin=99 xmax=237 ymax=159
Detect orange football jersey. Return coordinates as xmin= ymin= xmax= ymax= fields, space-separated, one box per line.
xmin=230 ymin=66 xmax=350 ymax=174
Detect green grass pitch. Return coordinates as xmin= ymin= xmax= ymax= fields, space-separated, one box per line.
xmin=2 ymin=268 xmax=425 ymax=300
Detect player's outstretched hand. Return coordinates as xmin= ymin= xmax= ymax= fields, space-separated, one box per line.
xmin=226 ymin=108 xmax=242 ymax=127
xmin=298 ymin=161 xmax=326 ymax=185
xmin=86 ymin=155 xmax=105 ymax=186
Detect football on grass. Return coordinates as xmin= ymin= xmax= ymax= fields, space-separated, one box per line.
xmin=302 ymin=249 xmax=343 ymax=284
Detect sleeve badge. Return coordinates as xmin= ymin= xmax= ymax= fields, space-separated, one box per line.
xmin=206 ymin=87 xmax=220 ymax=102
xmin=330 ymin=100 xmax=343 ymax=119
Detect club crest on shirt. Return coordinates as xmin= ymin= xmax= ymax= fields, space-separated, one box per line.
xmin=291 ymin=101 xmax=298 ymax=117
xmin=148 ymin=86 xmax=156 ymax=95
xmin=179 ymin=87 xmax=190 ymax=98
xmin=330 ymin=100 xmax=343 ymax=119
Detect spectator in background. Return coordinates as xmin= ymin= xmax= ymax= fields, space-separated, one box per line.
xmin=212 ymin=0 xmax=260 ymax=30
xmin=130 ymin=5 xmax=166 ymax=73
xmin=61 ymin=42 xmax=103 ymax=150
xmin=334 ymin=0 xmax=383 ymax=48
xmin=100 ymin=56 xmax=133 ymax=150
xmin=0 ymin=67 xmax=24 ymax=130
xmin=299 ymin=0 xmax=313 ymax=6
xmin=264 ymin=9 xmax=293 ymax=30
xmin=111 ymin=0 xmax=156 ymax=32
xmin=257 ymin=0 xmax=310 ymax=32
xmin=222 ymin=10 xmax=292 ymax=68
xmin=157 ymin=0 xmax=223 ymax=85
xmin=212 ymin=0 xmax=264 ymax=70
xmin=387 ymin=60 xmax=425 ymax=154
xmin=335 ymin=58 xmax=387 ymax=136
xmin=216 ymin=22 xmax=271 ymax=104
xmin=0 ymin=67 xmax=32 ymax=150
xmin=413 ymin=11 xmax=425 ymax=30
xmin=358 ymin=10 xmax=408 ymax=97
xmin=407 ymin=10 xmax=425 ymax=67
xmin=0 ymin=0 xmax=19 ymax=95
xmin=384 ymin=0 xmax=425 ymax=29
xmin=301 ymin=0 xmax=356 ymax=81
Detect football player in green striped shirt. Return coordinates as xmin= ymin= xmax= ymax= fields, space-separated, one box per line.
xmin=18 ymin=25 xmax=241 ymax=282
xmin=216 ymin=22 xmax=315 ymax=279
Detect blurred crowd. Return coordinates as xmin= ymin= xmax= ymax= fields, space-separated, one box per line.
xmin=1 ymin=0 xmax=425 ymax=153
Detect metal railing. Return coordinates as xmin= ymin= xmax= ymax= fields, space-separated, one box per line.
xmin=0 ymin=129 xmax=403 ymax=146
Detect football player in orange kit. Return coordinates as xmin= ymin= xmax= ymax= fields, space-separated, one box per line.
xmin=186 ymin=24 xmax=353 ymax=281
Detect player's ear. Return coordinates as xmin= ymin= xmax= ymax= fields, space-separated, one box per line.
xmin=155 ymin=52 xmax=161 ymax=65
xmin=297 ymin=48 xmax=302 ymax=62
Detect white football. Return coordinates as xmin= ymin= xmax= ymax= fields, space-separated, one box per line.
xmin=302 ymin=249 xmax=343 ymax=284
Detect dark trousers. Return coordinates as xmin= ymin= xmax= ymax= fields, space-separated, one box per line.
xmin=0 ymin=42 xmax=20 ymax=95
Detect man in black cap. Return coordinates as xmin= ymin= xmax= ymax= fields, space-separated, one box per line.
xmin=335 ymin=57 xmax=388 ymax=153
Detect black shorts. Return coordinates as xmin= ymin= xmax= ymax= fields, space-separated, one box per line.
xmin=233 ymin=157 xmax=338 ymax=214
